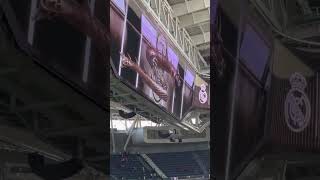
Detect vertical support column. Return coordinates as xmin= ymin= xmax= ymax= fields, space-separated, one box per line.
xmin=27 ymin=0 xmax=38 ymax=45
xmin=175 ymin=19 xmax=178 ymax=39
xmin=316 ymin=72 xmax=319 ymax=139
xmin=135 ymin=29 xmax=143 ymax=88
xmin=158 ymin=0 xmax=161 ymax=18
xmin=180 ymin=81 xmax=185 ymax=119
xmin=125 ymin=118 xmax=128 ymax=131
xmin=110 ymin=118 xmax=116 ymax=153
xmin=82 ymin=0 xmax=96 ymax=83
xmin=124 ymin=117 xmax=138 ymax=151
xmin=119 ymin=0 xmax=130 ymax=76
xmin=225 ymin=0 xmax=245 ymax=179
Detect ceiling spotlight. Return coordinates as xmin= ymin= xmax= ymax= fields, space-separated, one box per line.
xmin=191 ymin=118 xmax=197 ymax=124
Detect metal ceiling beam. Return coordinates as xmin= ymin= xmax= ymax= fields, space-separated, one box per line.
xmin=137 ymin=0 xmax=203 ymax=71
xmin=296 ymin=0 xmax=313 ymax=15
xmin=197 ymin=42 xmax=210 ymax=51
xmin=0 ymin=77 xmax=106 ymax=140
xmin=199 ymin=50 xmax=210 ymax=58
xmin=191 ymin=32 xmax=210 ymax=46
xmin=0 ymin=125 xmax=70 ymax=161
xmin=16 ymin=101 xmax=65 ymax=112
xmin=171 ymin=0 xmax=210 ymax=17
xmin=179 ymin=9 xmax=210 ymax=28
xmin=44 ymin=125 xmax=103 ymax=137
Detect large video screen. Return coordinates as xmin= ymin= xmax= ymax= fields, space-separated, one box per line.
xmin=240 ymin=24 xmax=270 ymax=81
xmin=231 ymin=67 xmax=266 ymax=174
xmin=229 ymin=23 xmax=269 ymax=179
xmin=110 ymin=0 xmax=209 ymax=120
xmin=3 ymin=0 xmax=108 ymax=108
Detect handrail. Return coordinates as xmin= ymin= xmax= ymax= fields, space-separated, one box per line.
xmin=251 ymin=0 xmax=320 ymax=47
xmin=137 ymin=0 xmax=209 ymax=75
xmin=140 ymin=153 xmax=168 ymax=179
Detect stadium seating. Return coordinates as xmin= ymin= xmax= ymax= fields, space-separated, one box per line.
xmin=110 ymin=150 xmax=209 ymax=179
xmin=196 ymin=150 xmax=210 ymax=171
xmin=110 ymin=154 xmax=157 ymax=179
xmin=148 ymin=151 xmax=208 ymax=178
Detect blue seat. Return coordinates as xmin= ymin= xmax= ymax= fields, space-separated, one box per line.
xmin=110 ymin=154 xmax=156 ymax=179
xmin=147 ymin=151 xmax=207 ymax=177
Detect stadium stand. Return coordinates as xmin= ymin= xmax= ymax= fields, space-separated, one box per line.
xmin=148 ymin=151 xmax=207 ymax=178
xmin=110 ymin=154 xmax=158 ymax=179
xmin=110 ymin=150 xmax=209 ymax=179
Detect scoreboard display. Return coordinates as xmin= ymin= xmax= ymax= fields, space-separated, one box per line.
xmin=1 ymin=0 xmax=108 ymax=107
xmin=110 ymin=0 xmax=210 ymax=125
xmin=1 ymin=0 xmax=210 ymax=129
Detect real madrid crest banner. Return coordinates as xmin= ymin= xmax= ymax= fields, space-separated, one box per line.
xmin=268 ymin=72 xmax=320 ymax=152
xmin=193 ymin=75 xmax=210 ymax=109
xmin=284 ymin=73 xmax=311 ymax=133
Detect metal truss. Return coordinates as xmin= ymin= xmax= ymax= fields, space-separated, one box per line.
xmin=250 ymin=0 xmax=320 ymax=49
xmin=0 ymin=73 xmax=106 ymax=167
xmin=169 ymin=0 xmax=210 ymax=68
xmin=110 ymin=81 xmax=166 ymax=125
xmin=110 ymin=70 xmax=188 ymax=133
xmin=250 ymin=0 xmax=283 ymax=30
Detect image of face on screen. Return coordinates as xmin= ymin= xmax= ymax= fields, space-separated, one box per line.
xmin=138 ymin=35 xmax=175 ymax=109
xmin=133 ymin=15 xmax=182 ymax=111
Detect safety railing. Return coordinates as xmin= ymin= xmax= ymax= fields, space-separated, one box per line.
xmin=288 ymin=6 xmax=320 ymax=26
xmin=139 ymin=0 xmax=207 ymax=72
xmin=167 ymin=175 xmax=210 ymax=180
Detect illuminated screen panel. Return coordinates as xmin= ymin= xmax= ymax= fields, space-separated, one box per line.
xmin=181 ymin=67 xmax=195 ymax=117
xmin=110 ymin=1 xmax=126 ymax=72
xmin=184 ymin=68 xmax=195 ymax=87
xmin=138 ymin=15 xmax=178 ymax=115
xmin=110 ymin=3 xmax=209 ymax=121
xmin=111 ymin=0 xmax=126 ymax=13
xmin=141 ymin=15 xmax=157 ymax=47
xmin=167 ymin=47 xmax=179 ymax=70
xmin=240 ymin=24 xmax=270 ymax=80
xmin=172 ymin=64 xmax=185 ymax=117
xmin=117 ymin=7 xmax=141 ymax=87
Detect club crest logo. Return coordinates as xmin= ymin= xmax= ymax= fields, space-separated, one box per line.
xmin=199 ymin=84 xmax=208 ymax=104
xmin=284 ymin=73 xmax=311 ymax=132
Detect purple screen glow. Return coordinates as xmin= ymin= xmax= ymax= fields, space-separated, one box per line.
xmin=167 ymin=47 xmax=179 ymax=70
xmin=185 ymin=68 xmax=195 ymax=87
xmin=240 ymin=25 xmax=270 ymax=80
xmin=141 ymin=15 xmax=157 ymax=47
xmin=111 ymin=0 xmax=126 ymax=13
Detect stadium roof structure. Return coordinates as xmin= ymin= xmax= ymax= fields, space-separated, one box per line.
xmin=167 ymin=0 xmax=210 ymax=73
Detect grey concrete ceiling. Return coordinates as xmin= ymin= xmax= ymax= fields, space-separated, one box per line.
xmin=167 ymin=0 xmax=210 ymax=64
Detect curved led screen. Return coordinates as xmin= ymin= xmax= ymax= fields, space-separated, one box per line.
xmin=110 ymin=1 xmax=210 ymax=121
xmin=240 ymin=24 xmax=270 ymax=81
